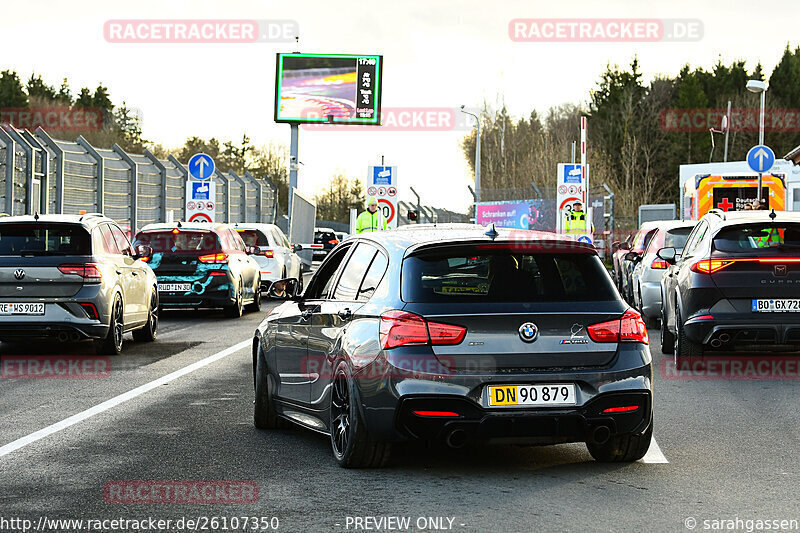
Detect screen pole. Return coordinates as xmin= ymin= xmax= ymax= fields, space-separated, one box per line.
xmin=288 ymin=122 xmax=299 ymax=235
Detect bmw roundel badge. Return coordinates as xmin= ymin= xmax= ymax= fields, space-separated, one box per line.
xmin=518 ymin=322 xmax=538 ymax=342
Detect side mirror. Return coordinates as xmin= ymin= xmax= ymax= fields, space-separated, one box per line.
xmin=134 ymin=244 xmax=153 ymax=260
xmin=245 ymin=245 xmax=259 ymax=255
xmin=267 ymin=278 xmax=300 ymax=300
xmin=657 ymin=247 xmax=677 ymax=264
xmin=624 ymin=251 xmax=640 ymax=262
xmin=292 ymin=244 xmax=303 ymax=253
xmin=619 ymin=242 xmax=631 ymax=251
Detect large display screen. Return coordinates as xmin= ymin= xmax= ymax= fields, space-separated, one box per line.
xmin=274 ymin=53 xmax=382 ymax=125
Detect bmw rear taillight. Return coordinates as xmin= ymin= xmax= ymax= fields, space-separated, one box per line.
xmin=587 ymin=309 xmax=649 ymax=344
xmin=379 ymin=310 xmax=466 ymax=349
xmin=650 ymin=258 xmax=668 ymax=269
xmin=691 ymin=259 xmax=734 ymax=274
xmin=198 ymin=253 xmax=228 ymax=264
xmin=58 ymin=263 xmax=102 ymax=282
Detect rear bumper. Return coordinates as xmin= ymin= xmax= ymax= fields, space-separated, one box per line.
xmin=0 ymin=322 xmax=108 ymax=341
xmin=684 ymin=315 xmax=800 ymax=349
xmin=396 ymin=391 xmax=652 ymax=445
xmin=156 ymin=275 xmax=235 ymax=309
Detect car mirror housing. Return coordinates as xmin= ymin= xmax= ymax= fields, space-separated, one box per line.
xmin=292 ymin=244 xmax=303 ymax=253
xmin=657 ymin=247 xmax=677 ymax=264
xmin=268 ymin=278 xmax=301 ymax=300
xmin=245 ymin=245 xmax=259 ymax=255
xmin=134 ymin=244 xmax=153 ymax=259
xmin=624 ymin=251 xmax=640 ymax=262
xmin=619 ymin=242 xmax=631 ymax=251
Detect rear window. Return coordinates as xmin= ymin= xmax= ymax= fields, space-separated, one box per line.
xmin=665 ymin=227 xmax=693 ymax=249
xmin=315 ymin=231 xmax=335 ymax=242
xmin=402 ymin=247 xmax=616 ymax=303
xmin=713 ymin=224 xmax=800 ymax=254
xmin=236 ymin=229 xmax=268 ymax=247
xmin=0 ymin=223 xmax=91 ymax=255
xmin=134 ymin=230 xmax=221 ymax=253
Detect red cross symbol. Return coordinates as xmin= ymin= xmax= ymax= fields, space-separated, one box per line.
xmin=718 ymin=198 xmax=734 ymax=211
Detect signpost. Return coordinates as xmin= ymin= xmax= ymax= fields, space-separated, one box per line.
xmin=556 ymin=163 xmax=584 ymax=233
xmin=367 ymin=165 xmax=398 ymax=229
xmin=186 ymin=154 xmax=216 ymax=223
xmin=747 ymin=144 xmax=775 ymax=205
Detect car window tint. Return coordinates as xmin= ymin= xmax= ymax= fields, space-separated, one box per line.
xmin=134 ymin=230 xmax=220 ymax=252
xmin=229 ymin=229 xmax=246 ymax=251
xmin=357 ymin=250 xmax=388 ymax=301
xmin=0 ymin=223 xmax=92 ymax=256
xmin=306 ymin=244 xmax=352 ymax=299
xmin=100 ymin=224 xmax=121 ymax=254
xmin=110 ymin=225 xmax=133 ymax=255
xmin=682 ymin=221 xmax=707 ymax=257
xmin=714 ymin=224 xmax=800 ymax=254
xmin=333 ymin=243 xmax=378 ymax=301
xmin=402 ymin=248 xmax=616 ymax=303
xmin=665 ymin=227 xmax=693 ymax=249
xmin=236 ymin=229 xmax=268 ymax=247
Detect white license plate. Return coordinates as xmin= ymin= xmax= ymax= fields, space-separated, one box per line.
xmin=486 ymin=384 xmax=577 ymax=407
xmin=752 ymin=299 xmax=800 ymax=312
xmin=0 ymin=302 xmax=45 ymax=315
xmin=158 ymin=283 xmax=191 ymax=292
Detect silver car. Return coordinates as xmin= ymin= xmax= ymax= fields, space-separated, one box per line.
xmin=233 ymin=223 xmax=302 ymax=291
xmin=0 ymin=214 xmax=158 ymax=354
xmin=630 ymin=220 xmax=696 ymax=327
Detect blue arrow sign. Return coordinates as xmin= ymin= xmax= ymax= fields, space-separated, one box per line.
xmin=188 ymin=153 xmax=215 ymax=181
xmin=746 ymin=145 xmax=775 ymax=173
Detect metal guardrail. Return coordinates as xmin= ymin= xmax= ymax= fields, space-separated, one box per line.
xmin=0 ymin=125 xmax=277 ymax=230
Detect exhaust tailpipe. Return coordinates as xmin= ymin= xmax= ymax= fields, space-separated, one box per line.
xmin=591 ymin=425 xmax=611 ymax=446
xmin=719 ymin=333 xmax=731 ymax=343
xmin=57 ymin=332 xmax=69 ymax=342
xmin=69 ymin=332 xmax=81 ymax=342
xmin=710 ymin=339 xmax=722 ymax=348
xmin=445 ymin=429 xmax=468 ymax=449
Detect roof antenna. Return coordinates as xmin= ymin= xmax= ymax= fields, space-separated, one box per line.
xmin=484 ymin=223 xmax=498 ymax=240
xmin=33 ymin=212 xmax=39 ymax=221
xmin=177 ymin=220 xmax=183 ymax=228
xmin=769 ymin=209 xmax=777 ymax=220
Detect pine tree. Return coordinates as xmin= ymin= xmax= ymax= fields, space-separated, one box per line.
xmin=0 ymin=70 xmax=29 ymax=109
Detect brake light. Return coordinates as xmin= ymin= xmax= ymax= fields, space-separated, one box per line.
xmin=139 ymin=256 xmax=150 ymax=263
xmin=262 ymin=249 xmax=274 ymax=258
xmin=650 ymin=258 xmax=668 ymax=269
xmin=691 ymin=259 xmax=734 ymax=274
xmin=587 ymin=309 xmax=649 ymax=344
xmin=379 ymin=310 xmax=466 ymax=349
xmin=172 ymin=228 xmax=180 ymax=234
xmin=602 ymin=405 xmax=639 ymax=414
xmin=328 ymin=239 xmax=339 ymax=245
xmin=198 ymin=253 xmax=228 ymax=264
xmin=80 ymin=302 xmax=99 ymax=320
xmin=412 ymin=410 xmax=460 ymax=417
xmin=58 ymin=263 xmax=102 ymax=281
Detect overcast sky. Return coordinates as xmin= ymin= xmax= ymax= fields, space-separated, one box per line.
xmin=4 ymin=0 xmax=799 ymax=212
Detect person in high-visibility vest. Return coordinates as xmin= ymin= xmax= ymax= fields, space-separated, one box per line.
xmin=564 ymin=201 xmax=594 ymax=235
xmin=356 ymin=196 xmax=387 ymax=234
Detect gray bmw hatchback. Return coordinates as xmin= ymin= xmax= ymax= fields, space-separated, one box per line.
xmin=0 ymin=214 xmax=158 ymax=354
xmin=253 ymin=226 xmax=653 ymax=467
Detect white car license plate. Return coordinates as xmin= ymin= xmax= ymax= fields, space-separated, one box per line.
xmin=0 ymin=302 xmax=45 ymax=315
xmin=158 ymin=283 xmax=191 ymax=292
xmin=752 ymin=299 xmax=800 ymax=312
xmin=486 ymin=384 xmax=577 ymax=407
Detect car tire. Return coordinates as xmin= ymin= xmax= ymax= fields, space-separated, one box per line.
xmin=330 ymin=360 xmax=392 ymax=468
xmin=587 ymin=417 xmax=652 ymax=463
xmin=675 ymin=307 xmax=703 ymax=368
xmin=253 ymin=346 xmax=291 ymax=429
xmin=224 ymin=281 xmax=244 ymax=318
xmin=660 ymin=304 xmax=675 ymax=354
xmin=246 ymin=279 xmax=262 ymax=313
xmin=97 ymin=295 xmax=124 ymax=355
xmin=132 ymin=290 xmax=158 ymax=342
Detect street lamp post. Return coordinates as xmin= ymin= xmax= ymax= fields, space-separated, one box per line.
xmin=746 ymin=79 xmax=768 ymax=202
xmin=460 ymin=106 xmax=481 ymax=207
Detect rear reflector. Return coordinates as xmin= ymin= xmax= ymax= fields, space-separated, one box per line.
xmin=80 ymin=302 xmax=99 ymax=320
xmin=650 ymin=258 xmax=668 ymax=269
xmin=379 ymin=310 xmax=466 ymax=349
xmin=198 ymin=253 xmax=228 ymax=264
xmin=691 ymin=314 xmax=714 ymax=321
xmin=412 ymin=410 xmax=460 ymax=417
xmin=58 ymin=263 xmax=102 ymax=281
xmin=209 ymin=271 xmax=227 ymax=276
xmin=587 ymin=309 xmax=649 ymax=344
xmin=602 ymin=405 xmax=639 ymax=414
xmin=691 ymin=259 xmax=734 ymax=274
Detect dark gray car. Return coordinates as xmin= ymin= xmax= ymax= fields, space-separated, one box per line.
xmin=0 ymin=214 xmax=158 ymax=354
xmin=253 ymin=226 xmax=653 ymax=467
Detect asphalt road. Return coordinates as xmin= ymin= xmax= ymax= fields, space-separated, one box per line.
xmin=1 ymin=302 xmax=799 ymax=533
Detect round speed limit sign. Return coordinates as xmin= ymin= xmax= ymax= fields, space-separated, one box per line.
xmin=378 ymin=198 xmax=395 ymax=225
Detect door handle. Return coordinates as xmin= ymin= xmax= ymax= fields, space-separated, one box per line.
xmin=131 ymin=271 xmax=138 ymax=276
xmin=337 ymin=308 xmax=352 ymax=320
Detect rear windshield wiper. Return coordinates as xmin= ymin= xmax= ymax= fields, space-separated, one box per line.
xmin=19 ymin=250 xmax=68 ymax=256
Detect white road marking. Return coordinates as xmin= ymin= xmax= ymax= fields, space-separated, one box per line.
xmin=0 ymin=339 xmax=252 ymax=458
xmin=639 ymin=436 xmax=669 ymax=463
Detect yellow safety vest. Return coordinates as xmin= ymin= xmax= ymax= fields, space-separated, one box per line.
xmin=356 ymin=209 xmax=387 ymax=234
xmin=565 ymin=211 xmax=594 ymax=234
